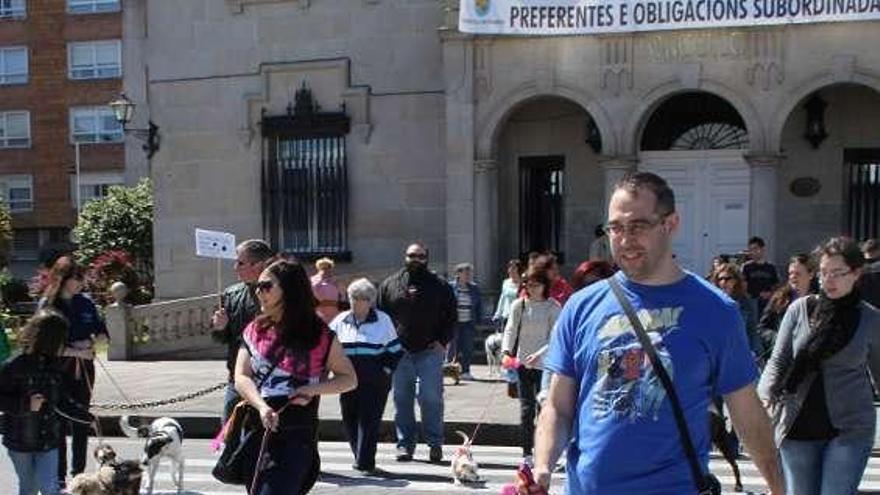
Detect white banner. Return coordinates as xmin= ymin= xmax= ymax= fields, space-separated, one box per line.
xmin=195 ymin=228 xmax=237 ymax=260
xmin=459 ymin=0 xmax=880 ymax=35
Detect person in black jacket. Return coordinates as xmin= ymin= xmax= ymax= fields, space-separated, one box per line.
xmin=210 ymin=239 xmax=276 ymax=423
xmin=0 ymin=310 xmax=93 ymax=495
xmin=378 ymin=242 xmax=456 ymax=464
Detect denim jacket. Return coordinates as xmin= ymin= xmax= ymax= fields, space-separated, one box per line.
xmin=758 ymin=296 xmax=880 ymax=445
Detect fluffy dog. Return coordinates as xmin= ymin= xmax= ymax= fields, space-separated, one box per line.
xmin=450 ymin=431 xmax=482 ymax=486
xmin=484 ymin=332 xmax=504 ymax=377
xmin=709 ymin=403 xmax=742 ymax=492
xmin=120 ymin=415 xmax=185 ymax=495
xmin=443 ymin=361 xmax=462 ymax=385
xmin=68 ymin=445 xmax=143 ymax=495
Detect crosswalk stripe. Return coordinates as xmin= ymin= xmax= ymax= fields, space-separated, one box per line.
xmin=135 ymin=441 xmax=880 ymax=494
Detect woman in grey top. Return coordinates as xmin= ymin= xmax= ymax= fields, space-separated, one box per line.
xmin=502 ymin=264 xmax=561 ymax=462
xmin=759 ymin=237 xmax=880 ymax=495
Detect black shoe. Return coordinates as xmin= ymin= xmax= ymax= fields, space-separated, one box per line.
xmin=395 ymin=446 xmax=413 ymax=462
xmin=429 ymin=445 xmax=443 ymax=463
xmin=352 ymin=463 xmax=376 ymax=473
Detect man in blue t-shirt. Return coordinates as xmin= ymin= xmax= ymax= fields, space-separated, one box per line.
xmin=530 ymin=172 xmax=785 ymax=495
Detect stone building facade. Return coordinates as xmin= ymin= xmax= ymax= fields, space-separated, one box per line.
xmin=128 ymin=0 xmax=880 ymax=298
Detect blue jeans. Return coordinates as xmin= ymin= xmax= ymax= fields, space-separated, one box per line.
xmin=780 ymin=434 xmax=873 ymax=495
xmin=446 ymin=322 xmax=475 ymax=373
xmin=222 ymin=382 xmax=241 ymax=425
xmin=393 ymin=348 xmax=444 ymax=450
xmin=8 ymin=448 xmax=59 ymax=495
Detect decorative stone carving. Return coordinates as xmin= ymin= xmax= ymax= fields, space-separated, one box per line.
xmin=474 ymin=158 xmax=498 ymax=174
xmin=474 ymin=39 xmax=493 ymax=101
xmin=227 ymin=0 xmax=308 ymax=14
xmin=239 ymin=59 xmax=372 ymax=146
xmin=600 ymin=36 xmax=634 ymax=96
xmin=745 ymin=30 xmax=785 ymax=91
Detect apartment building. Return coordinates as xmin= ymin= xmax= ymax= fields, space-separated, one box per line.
xmin=0 ymin=0 xmax=124 ymax=275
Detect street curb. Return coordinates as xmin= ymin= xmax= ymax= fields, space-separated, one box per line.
xmin=97 ymin=414 xmax=522 ymax=447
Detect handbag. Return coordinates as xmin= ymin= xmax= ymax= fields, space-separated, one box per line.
xmin=608 ymin=277 xmax=721 ymax=495
xmin=506 ymin=300 xmax=525 ymax=399
xmin=212 ymin=353 xmax=282 ymax=485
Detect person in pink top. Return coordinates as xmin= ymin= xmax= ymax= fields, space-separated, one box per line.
xmin=311 ymin=257 xmax=344 ymax=324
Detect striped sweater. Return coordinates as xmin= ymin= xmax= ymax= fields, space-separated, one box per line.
xmin=329 ymin=308 xmax=404 ymax=384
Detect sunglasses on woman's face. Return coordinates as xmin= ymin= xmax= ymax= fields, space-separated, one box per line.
xmin=716 ymin=276 xmax=734 ymax=282
xmin=254 ymin=280 xmax=274 ymax=293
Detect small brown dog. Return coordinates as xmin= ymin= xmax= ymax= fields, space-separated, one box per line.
xmin=68 ymin=445 xmax=143 ymax=495
xmin=442 ymin=361 xmax=462 ymax=385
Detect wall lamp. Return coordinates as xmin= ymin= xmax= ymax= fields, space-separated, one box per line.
xmin=108 ymin=93 xmax=160 ymax=158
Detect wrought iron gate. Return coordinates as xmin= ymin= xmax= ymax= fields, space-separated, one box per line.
xmin=845 ymin=149 xmax=880 ymax=241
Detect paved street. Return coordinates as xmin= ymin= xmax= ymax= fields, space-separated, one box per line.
xmin=4 ymin=437 xmax=880 ymax=494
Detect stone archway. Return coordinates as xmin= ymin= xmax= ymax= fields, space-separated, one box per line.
xmin=636 ymin=90 xmax=754 ymax=274
xmin=775 ymin=82 xmax=880 ymax=257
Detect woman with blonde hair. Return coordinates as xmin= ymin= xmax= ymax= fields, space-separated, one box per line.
xmin=712 ymin=262 xmax=761 ymax=357
xmin=311 ymin=257 xmax=344 ymax=324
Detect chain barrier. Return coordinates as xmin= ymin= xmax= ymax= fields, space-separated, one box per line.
xmin=90 ymin=381 xmax=227 ymax=411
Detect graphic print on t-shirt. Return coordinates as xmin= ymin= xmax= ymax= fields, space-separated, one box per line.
xmin=593 ymin=306 xmax=683 ymax=421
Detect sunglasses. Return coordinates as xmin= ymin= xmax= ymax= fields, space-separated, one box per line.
xmin=254 ymin=280 xmax=275 ymax=293
xmin=406 ymin=252 xmax=427 ymax=260
xmin=716 ymin=276 xmax=734 ymax=282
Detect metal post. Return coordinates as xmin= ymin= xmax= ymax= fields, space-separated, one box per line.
xmin=74 ymin=141 xmax=82 ymax=213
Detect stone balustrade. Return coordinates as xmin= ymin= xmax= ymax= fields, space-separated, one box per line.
xmin=106 ymin=283 xmax=226 ymax=361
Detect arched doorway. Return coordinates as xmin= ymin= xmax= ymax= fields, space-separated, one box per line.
xmin=776 ymin=83 xmax=880 ymax=256
xmin=495 ymin=96 xmax=603 ymax=268
xmin=638 ymin=91 xmax=751 ymax=274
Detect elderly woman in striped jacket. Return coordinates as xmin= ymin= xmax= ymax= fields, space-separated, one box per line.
xmin=329 ymin=277 xmax=404 ymax=473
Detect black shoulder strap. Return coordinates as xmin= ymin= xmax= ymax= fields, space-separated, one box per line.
xmin=512 ymin=298 xmax=525 ymax=356
xmin=608 ymin=277 xmax=710 ymax=494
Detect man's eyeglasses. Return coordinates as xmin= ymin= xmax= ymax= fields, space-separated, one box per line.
xmin=819 ymin=269 xmax=852 ymax=281
xmin=254 ymin=280 xmax=275 ymax=293
xmin=604 ymin=215 xmax=669 ymax=237
xmin=406 ymin=252 xmax=427 ymax=260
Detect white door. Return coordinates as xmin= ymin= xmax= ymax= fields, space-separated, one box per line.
xmin=639 ymin=151 xmax=751 ymax=275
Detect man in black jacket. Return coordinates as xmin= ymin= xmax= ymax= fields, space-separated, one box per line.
xmin=378 ymin=242 xmax=456 ymax=463
xmin=211 ymin=239 xmax=275 ymax=423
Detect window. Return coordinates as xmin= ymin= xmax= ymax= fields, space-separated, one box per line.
xmin=0 ymin=111 xmax=30 ymax=148
xmin=68 ymin=41 xmax=121 ymax=80
xmin=12 ymin=228 xmax=38 ymax=261
xmin=0 ymin=175 xmax=33 ymax=212
xmin=70 ymin=107 xmax=123 ymax=144
xmin=261 ymin=85 xmax=351 ymax=259
xmin=0 ymin=0 xmax=26 ymax=19
xmin=71 ymin=172 xmax=123 ymax=208
xmin=67 ymin=0 xmax=120 ymax=14
xmin=845 ymin=149 xmax=880 ymax=241
xmin=0 ymin=47 xmax=27 ymax=84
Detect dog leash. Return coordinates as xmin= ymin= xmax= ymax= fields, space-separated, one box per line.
xmin=465 ymin=379 xmax=507 ymax=447
xmin=249 ymin=402 xmax=290 ymax=495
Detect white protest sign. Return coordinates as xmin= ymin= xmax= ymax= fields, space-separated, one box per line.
xmin=195 ymin=228 xmax=237 ymax=260
xmin=459 ymin=0 xmax=880 ymax=35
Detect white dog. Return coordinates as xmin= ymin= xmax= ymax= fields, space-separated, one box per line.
xmin=450 ymin=431 xmax=482 ymax=486
xmin=119 ymin=416 xmax=184 ymax=495
xmin=484 ymin=331 xmax=504 ymax=377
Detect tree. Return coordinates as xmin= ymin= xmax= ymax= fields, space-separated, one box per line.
xmin=73 ymin=178 xmax=154 ymax=287
xmin=0 ymin=201 xmax=12 ymax=268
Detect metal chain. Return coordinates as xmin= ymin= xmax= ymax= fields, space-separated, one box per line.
xmin=90 ymin=381 xmax=227 ymax=411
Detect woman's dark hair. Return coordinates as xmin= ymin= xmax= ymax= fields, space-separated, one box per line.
xmin=813 ymin=236 xmax=865 ymax=270
xmin=42 ymin=256 xmax=84 ymax=308
xmin=790 ymin=253 xmax=817 ymax=273
xmin=255 ymin=259 xmax=322 ymax=351
xmin=768 ymin=253 xmax=817 ymax=313
xmin=507 ymin=259 xmax=523 ymax=275
xmin=571 ymin=261 xmax=616 ymax=291
xmin=712 ymin=263 xmax=747 ymax=299
xmin=18 ymin=310 xmax=69 ymax=357
xmin=524 ymin=265 xmax=552 ymax=299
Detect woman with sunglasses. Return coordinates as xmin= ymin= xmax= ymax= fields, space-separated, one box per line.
xmin=38 ymin=256 xmax=107 ymax=489
xmin=235 ymin=259 xmax=357 ymax=494
xmin=757 ymin=254 xmax=817 ymax=353
xmin=502 ymin=264 xmax=561 ymax=464
xmin=712 ymin=263 xmax=761 ymax=357
xmin=759 ymin=237 xmax=880 ymax=495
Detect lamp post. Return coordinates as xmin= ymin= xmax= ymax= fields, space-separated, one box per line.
xmin=108 ymin=93 xmax=160 ymax=158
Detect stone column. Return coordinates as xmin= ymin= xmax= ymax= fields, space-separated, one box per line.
xmin=745 ymin=153 xmax=784 ymax=264
xmin=441 ymin=30 xmax=476 ymax=274
xmin=599 ymin=156 xmax=638 ymax=216
xmin=474 ymin=159 xmax=499 ymax=290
